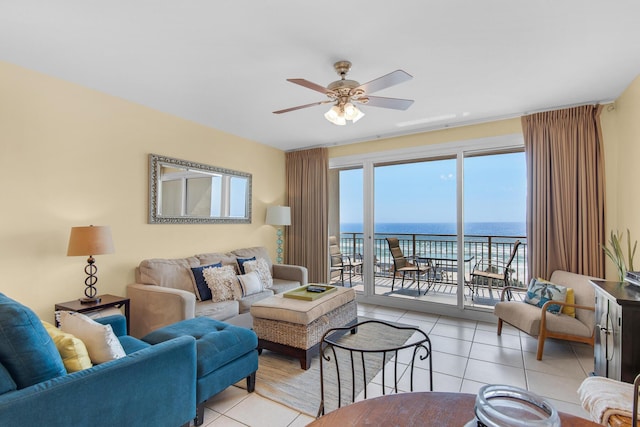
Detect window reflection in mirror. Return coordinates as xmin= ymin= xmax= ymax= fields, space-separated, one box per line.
xmin=149 ymin=154 xmax=251 ymax=224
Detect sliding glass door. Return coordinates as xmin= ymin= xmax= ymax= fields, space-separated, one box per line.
xmin=329 ymin=135 xmax=526 ymax=313
xmin=329 ymin=167 xmax=365 ymax=289
xmin=463 ymin=151 xmax=527 ymax=308
xmin=373 ymin=157 xmax=458 ymax=304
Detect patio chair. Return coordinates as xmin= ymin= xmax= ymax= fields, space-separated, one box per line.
xmin=329 ymin=235 xmax=363 ymax=287
xmin=468 ymin=240 xmax=521 ymax=298
xmin=316 ymin=319 xmax=432 ymax=418
xmin=385 ymin=237 xmax=430 ymax=293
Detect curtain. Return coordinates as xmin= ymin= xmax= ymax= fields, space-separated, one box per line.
xmin=522 ymin=105 xmax=605 ymax=279
xmin=286 ymin=148 xmax=329 ymax=283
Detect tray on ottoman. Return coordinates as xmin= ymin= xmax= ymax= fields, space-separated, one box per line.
xmin=283 ymin=284 xmax=337 ymax=301
xmin=250 ymin=286 xmax=357 ymax=369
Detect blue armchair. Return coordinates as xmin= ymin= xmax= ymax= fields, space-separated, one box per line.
xmin=0 ymin=294 xmax=197 ymax=427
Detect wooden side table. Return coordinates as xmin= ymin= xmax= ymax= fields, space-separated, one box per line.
xmin=54 ymin=294 xmax=131 ymax=335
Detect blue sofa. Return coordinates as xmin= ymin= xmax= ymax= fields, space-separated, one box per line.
xmin=0 ymin=293 xmax=197 ymax=427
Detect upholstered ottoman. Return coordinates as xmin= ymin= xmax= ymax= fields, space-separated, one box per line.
xmin=250 ymin=286 xmax=357 ymax=369
xmin=142 ymin=317 xmax=258 ymax=426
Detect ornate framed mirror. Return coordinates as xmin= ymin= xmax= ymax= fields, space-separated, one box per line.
xmin=148 ymin=153 xmax=252 ymax=224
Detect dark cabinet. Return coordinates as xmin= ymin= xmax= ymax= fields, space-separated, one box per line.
xmin=591 ymin=280 xmax=640 ymax=383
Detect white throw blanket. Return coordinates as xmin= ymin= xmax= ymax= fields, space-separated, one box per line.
xmin=578 ymin=376 xmax=638 ymax=424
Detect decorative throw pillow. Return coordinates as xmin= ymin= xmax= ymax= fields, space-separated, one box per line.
xmin=57 ymin=311 xmax=126 ymax=364
xmin=243 ymin=258 xmax=273 ymax=289
xmin=562 ymin=288 xmax=576 ymax=317
xmin=236 ymin=256 xmax=256 ymax=274
xmin=0 ymin=293 xmax=66 ymax=389
xmin=42 ymin=321 xmax=93 ymax=372
xmin=524 ymin=278 xmax=568 ymax=314
xmin=202 ymin=265 xmax=242 ymax=302
xmin=191 ymin=262 xmax=223 ymax=301
xmin=237 ymin=271 xmax=264 ymax=297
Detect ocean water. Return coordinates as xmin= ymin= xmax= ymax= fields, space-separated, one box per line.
xmin=341 ymin=222 xmax=525 ymax=237
xmin=339 ymin=221 xmax=528 ymax=285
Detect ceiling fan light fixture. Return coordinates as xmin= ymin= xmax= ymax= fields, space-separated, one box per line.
xmin=324 ymin=105 xmax=346 ymax=125
xmin=343 ymin=102 xmax=365 ymax=123
xmin=343 ymin=102 xmax=357 ymax=119
xmin=325 ymin=102 xmax=364 ymax=125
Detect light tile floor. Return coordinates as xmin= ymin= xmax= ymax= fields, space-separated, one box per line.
xmin=199 ymin=303 xmax=592 ymax=426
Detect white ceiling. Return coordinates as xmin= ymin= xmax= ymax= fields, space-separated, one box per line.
xmin=2 ymin=1 xmax=640 ymax=152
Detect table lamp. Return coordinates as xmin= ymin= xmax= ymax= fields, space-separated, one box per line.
xmin=67 ymin=225 xmax=115 ymax=304
xmin=265 ymin=206 xmax=291 ymax=264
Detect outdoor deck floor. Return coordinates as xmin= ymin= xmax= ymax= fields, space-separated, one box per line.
xmin=330 ymin=273 xmax=526 ymax=308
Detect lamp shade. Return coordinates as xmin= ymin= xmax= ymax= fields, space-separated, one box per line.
xmin=265 ymin=206 xmax=291 ymax=226
xmin=67 ymin=225 xmax=115 ymax=256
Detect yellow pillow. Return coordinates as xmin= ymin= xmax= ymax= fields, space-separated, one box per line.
xmin=562 ymin=288 xmax=575 ymax=317
xmin=42 ymin=321 xmax=93 ymax=372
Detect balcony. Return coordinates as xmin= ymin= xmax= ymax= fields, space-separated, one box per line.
xmin=333 ymin=232 xmax=527 ymax=306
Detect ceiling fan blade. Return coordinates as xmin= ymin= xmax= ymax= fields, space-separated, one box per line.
xmin=361 ymin=96 xmax=414 ymax=110
xmin=287 ymin=78 xmax=330 ymax=95
xmin=273 ymin=100 xmax=332 ymax=114
xmin=356 ymin=70 xmax=413 ymax=94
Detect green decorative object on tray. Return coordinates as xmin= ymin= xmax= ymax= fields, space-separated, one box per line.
xmin=283 ymin=284 xmax=337 ymax=301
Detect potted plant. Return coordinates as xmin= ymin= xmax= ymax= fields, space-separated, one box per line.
xmin=602 ymin=229 xmax=637 ymax=281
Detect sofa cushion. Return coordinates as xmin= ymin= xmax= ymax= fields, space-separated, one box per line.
xmin=0 ymin=363 xmax=16 ymax=394
xmin=232 ymin=247 xmax=273 ymax=272
xmin=544 ymin=311 xmax=593 ymax=337
xmin=237 ymin=271 xmax=263 ymax=296
xmin=524 ymin=278 xmax=567 ymax=314
xmin=563 ymin=288 xmax=576 ymax=318
xmin=271 ymin=279 xmax=302 ymax=294
xmin=57 ymin=311 xmax=126 ymax=364
xmin=238 ymin=289 xmax=274 ymax=313
xmin=195 ymin=299 xmax=239 ymax=320
xmin=548 ymin=270 xmax=598 ymax=331
xmin=194 ymin=252 xmax=238 ymax=271
xmin=203 ymin=265 xmax=242 ymax=302
xmin=494 ymin=300 xmax=543 ymax=336
xmin=243 ymin=258 xmax=273 ymax=289
xmin=0 ymin=293 xmax=67 ymax=389
xmin=42 ymin=321 xmax=93 ymax=373
xmin=117 ymin=335 xmax=152 ymax=354
xmin=549 ymin=270 xmax=598 ymax=302
xmin=95 ymin=314 xmax=127 ymax=337
xmin=235 ymin=256 xmax=256 ymax=274
xmin=191 ymin=263 xmax=223 ymax=301
xmin=137 ymin=257 xmax=200 ymax=294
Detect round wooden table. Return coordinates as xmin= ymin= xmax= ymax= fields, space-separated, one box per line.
xmin=308 ymin=392 xmax=599 ymax=426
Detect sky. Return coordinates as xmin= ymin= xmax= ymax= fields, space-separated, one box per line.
xmin=339 ymin=152 xmax=526 ymax=224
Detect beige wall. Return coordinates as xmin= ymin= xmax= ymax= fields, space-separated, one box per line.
xmin=0 ymin=62 xmax=286 ymax=321
xmin=600 ymin=75 xmax=640 ymax=277
xmin=328 ymin=118 xmax=523 ymax=157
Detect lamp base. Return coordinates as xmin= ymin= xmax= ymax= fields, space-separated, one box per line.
xmin=79 ymin=296 xmax=101 ymax=304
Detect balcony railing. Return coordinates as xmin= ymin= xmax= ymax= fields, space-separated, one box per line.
xmin=339 ymin=232 xmax=528 ymax=288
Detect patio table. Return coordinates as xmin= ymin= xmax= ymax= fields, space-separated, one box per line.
xmin=414 ymin=254 xmax=474 ymax=294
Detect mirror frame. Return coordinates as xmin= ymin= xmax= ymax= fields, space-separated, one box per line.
xmin=148 ymin=153 xmax=252 ymax=224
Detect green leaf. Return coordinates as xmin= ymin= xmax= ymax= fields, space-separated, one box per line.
xmin=603 ymin=229 xmax=637 ymax=281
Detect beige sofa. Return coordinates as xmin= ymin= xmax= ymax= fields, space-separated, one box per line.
xmin=127 ymin=246 xmax=307 ymax=337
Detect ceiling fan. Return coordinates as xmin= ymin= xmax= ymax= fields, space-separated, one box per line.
xmin=273 ymin=61 xmax=414 ymax=125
